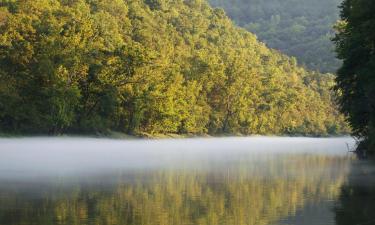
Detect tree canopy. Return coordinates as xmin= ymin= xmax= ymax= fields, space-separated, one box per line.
xmin=333 ymin=0 xmax=375 ymax=155
xmin=209 ymin=0 xmax=343 ymax=73
xmin=0 ymin=0 xmax=349 ymax=136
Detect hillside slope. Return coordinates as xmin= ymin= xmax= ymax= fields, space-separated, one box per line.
xmin=0 ymin=0 xmax=348 ymax=136
xmin=209 ymin=0 xmax=343 ymax=73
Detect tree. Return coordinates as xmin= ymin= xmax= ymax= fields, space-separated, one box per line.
xmin=0 ymin=0 xmax=349 ymax=136
xmin=209 ymin=0 xmax=343 ymax=73
xmin=333 ymin=0 xmax=375 ymax=156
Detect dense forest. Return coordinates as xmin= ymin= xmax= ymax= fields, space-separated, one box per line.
xmin=209 ymin=0 xmax=343 ymax=73
xmin=0 ymin=0 xmax=349 ymax=136
xmin=333 ymin=0 xmax=375 ymax=156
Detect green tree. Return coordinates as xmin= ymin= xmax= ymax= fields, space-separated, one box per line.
xmin=209 ymin=0 xmax=343 ymax=73
xmin=0 ymin=0 xmax=350 ymax=136
xmin=333 ymin=0 xmax=375 ymax=156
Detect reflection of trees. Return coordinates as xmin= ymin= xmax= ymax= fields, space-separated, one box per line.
xmin=0 ymin=155 xmax=350 ymax=225
xmin=335 ymin=161 xmax=375 ymax=225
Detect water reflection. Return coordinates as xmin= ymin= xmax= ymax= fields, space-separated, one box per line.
xmin=335 ymin=160 xmax=375 ymax=225
xmin=0 ymin=153 xmax=352 ymax=225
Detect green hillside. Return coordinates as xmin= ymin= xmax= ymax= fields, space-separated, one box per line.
xmin=209 ymin=0 xmax=343 ymax=73
xmin=0 ymin=0 xmax=349 ymax=136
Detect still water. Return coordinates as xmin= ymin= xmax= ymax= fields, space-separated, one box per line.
xmin=0 ymin=137 xmax=374 ymax=225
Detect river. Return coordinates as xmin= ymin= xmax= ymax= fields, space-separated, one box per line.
xmin=0 ymin=137 xmax=374 ymax=225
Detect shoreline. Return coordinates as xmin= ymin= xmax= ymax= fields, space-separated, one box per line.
xmin=0 ymin=131 xmax=353 ymax=140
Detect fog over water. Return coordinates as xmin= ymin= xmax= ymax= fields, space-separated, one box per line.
xmin=2 ymin=137 xmax=373 ymax=225
xmin=0 ymin=137 xmax=355 ymax=178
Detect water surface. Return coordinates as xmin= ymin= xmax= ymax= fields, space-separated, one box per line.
xmin=0 ymin=137 xmax=374 ymax=225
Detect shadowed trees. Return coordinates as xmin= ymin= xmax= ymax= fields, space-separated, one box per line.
xmin=333 ymin=0 xmax=375 ymax=156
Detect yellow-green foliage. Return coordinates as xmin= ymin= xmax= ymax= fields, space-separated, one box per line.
xmin=0 ymin=0 xmax=349 ymax=136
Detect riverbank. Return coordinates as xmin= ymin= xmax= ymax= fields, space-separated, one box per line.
xmin=0 ymin=131 xmax=199 ymax=139
xmin=0 ymin=131 xmax=352 ymax=140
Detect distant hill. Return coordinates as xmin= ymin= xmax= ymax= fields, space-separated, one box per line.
xmin=0 ymin=0 xmax=348 ymax=136
xmin=209 ymin=0 xmax=343 ymax=73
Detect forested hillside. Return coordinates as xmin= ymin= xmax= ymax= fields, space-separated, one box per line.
xmin=209 ymin=0 xmax=342 ymax=73
xmin=0 ymin=0 xmax=348 ymax=136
